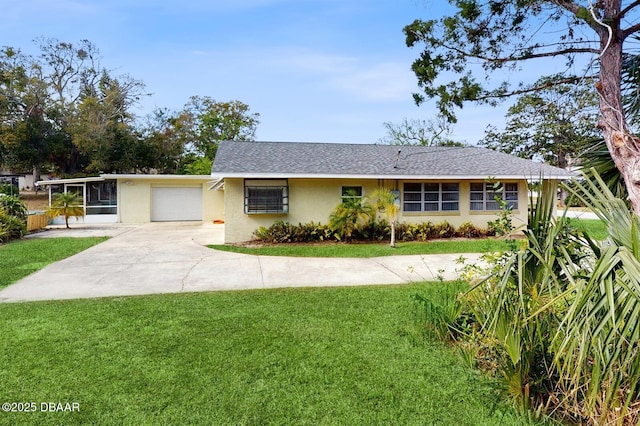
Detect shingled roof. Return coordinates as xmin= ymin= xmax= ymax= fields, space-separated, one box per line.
xmin=211 ymin=141 xmax=573 ymax=179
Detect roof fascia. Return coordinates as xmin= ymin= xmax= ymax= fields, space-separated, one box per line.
xmin=210 ymin=173 xmax=572 ymax=180
xmin=36 ymin=176 xmax=106 ymax=185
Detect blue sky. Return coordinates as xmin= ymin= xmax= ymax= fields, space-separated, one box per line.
xmin=2 ymin=0 xmax=507 ymax=144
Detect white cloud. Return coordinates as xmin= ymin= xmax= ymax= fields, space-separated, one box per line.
xmin=247 ymin=47 xmax=416 ymax=102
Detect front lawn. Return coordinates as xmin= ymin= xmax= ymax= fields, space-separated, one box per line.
xmin=569 ymin=218 xmax=608 ymax=240
xmin=210 ymin=238 xmax=517 ymax=258
xmin=0 ymin=284 xmax=543 ymax=425
xmin=0 ymin=237 xmax=108 ymax=289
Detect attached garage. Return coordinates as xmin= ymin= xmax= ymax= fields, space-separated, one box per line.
xmin=151 ymin=187 xmax=203 ymax=221
xmin=38 ymin=174 xmax=226 ymax=225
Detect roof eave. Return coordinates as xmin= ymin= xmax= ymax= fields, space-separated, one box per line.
xmin=210 ymin=172 xmax=574 ymax=180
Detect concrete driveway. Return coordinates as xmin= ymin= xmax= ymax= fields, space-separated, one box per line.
xmin=0 ymin=222 xmax=481 ymax=303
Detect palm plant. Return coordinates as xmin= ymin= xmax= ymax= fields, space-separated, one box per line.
xmin=371 ymin=187 xmax=400 ymax=247
xmin=551 ymin=171 xmax=640 ymax=423
xmin=0 ymin=195 xmax=28 ymax=221
xmin=0 ymin=196 xmax=28 ymax=242
xmin=578 ymin=139 xmax=627 ymax=201
xmin=465 ymin=180 xmax=575 ymax=415
xmin=328 ymin=191 xmax=373 ymax=241
xmin=47 ymin=191 xmax=85 ymax=229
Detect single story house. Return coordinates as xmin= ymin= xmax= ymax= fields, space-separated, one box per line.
xmin=211 ymin=141 xmax=573 ymax=243
xmin=37 ymin=174 xmax=224 ymax=225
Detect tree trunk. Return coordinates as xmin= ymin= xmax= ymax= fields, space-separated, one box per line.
xmin=390 ymin=220 xmax=396 ymax=248
xmin=32 ymin=166 xmax=40 ymax=193
xmin=597 ymin=1 xmax=640 ymax=214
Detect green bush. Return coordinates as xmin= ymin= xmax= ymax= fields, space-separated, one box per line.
xmin=353 ymin=219 xmax=390 ymax=241
xmin=0 ymin=183 xmax=18 ymax=196
xmin=0 ymin=195 xmax=28 ymax=243
xmin=455 ymin=222 xmax=488 ymax=238
xmin=0 ymin=195 xmax=28 ymax=221
xmin=434 ymin=221 xmax=456 ymax=238
xmin=396 ymin=222 xmax=437 ymax=241
xmin=254 ymin=221 xmax=335 ymax=243
xmin=0 ymin=210 xmax=26 ymax=242
xmin=254 ymin=219 xmax=494 ymax=244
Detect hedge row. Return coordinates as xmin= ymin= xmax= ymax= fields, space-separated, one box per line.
xmin=253 ymin=220 xmax=496 ymax=244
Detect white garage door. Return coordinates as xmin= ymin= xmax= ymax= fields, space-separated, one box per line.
xmin=151 ymin=187 xmax=203 ymax=221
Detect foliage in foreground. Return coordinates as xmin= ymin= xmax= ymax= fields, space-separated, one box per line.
xmin=0 ymin=195 xmax=28 ymax=243
xmin=415 ymin=174 xmax=640 ymax=424
xmin=0 ymin=285 xmax=538 ymax=425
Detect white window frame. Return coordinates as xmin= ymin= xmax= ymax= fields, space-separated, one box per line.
xmin=244 ymin=179 xmax=289 ymax=214
xmin=341 ymin=186 xmax=363 ymax=202
xmin=470 ymin=182 xmax=519 ymax=211
xmin=402 ymin=182 xmax=459 ymax=212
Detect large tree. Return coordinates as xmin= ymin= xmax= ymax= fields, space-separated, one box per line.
xmin=0 ymin=47 xmax=56 ymax=179
xmin=0 ymin=39 xmax=148 ymax=176
xmin=379 ymin=117 xmax=465 ymax=146
xmin=69 ymin=71 xmax=146 ymax=172
xmin=480 ymin=75 xmax=600 ymax=168
xmin=177 ymin=96 xmax=260 ymax=159
xmin=404 ymin=1 xmax=640 ymax=213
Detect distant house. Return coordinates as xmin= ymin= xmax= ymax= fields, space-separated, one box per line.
xmin=211 ymin=141 xmax=572 ymax=243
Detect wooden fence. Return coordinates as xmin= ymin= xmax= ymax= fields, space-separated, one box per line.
xmin=27 ymin=213 xmax=48 ymax=232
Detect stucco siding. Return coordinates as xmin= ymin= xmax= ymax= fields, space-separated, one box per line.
xmin=223 ymin=178 xmax=536 ymax=243
xmin=118 ymin=180 xmax=151 ymax=223
xmin=224 ymin=178 xmax=380 ymax=243
xmin=117 ymin=177 xmax=220 ymax=224
xmin=207 ymin=188 xmax=225 ymax=222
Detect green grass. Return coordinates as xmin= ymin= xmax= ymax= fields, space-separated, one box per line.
xmin=570 ymin=218 xmax=608 ymax=240
xmin=0 ymin=284 xmax=545 ymax=425
xmin=210 ymin=238 xmax=516 ymax=258
xmin=0 ymin=237 xmax=108 ymax=289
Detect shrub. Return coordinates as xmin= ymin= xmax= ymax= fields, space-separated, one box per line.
xmin=0 ymin=195 xmax=28 ymax=221
xmin=434 ymin=221 xmax=455 ymax=238
xmin=455 ymin=222 xmax=487 ymax=238
xmin=353 ymin=219 xmax=389 ymax=241
xmin=0 ymin=183 xmax=18 ymax=196
xmin=0 ymin=196 xmax=28 ymax=243
xmin=253 ymin=221 xmax=335 ymax=243
xmin=253 ymin=220 xmax=498 ymax=244
xmin=0 ymin=209 xmax=26 ymax=243
xmin=397 ymin=222 xmax=437 ymax=241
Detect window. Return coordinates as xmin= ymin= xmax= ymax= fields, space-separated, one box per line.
xmin=403 ymin=182 xmax=459 ymax=212
xmin=244 ymin=179 xmax=289 ymax=214
xmin=470 ymin=182 xmax=519 ymax=211
xmin=341 ymin=186 xmax=363 ymax=202
xmin=86 ymin=180 xmax=117 ymax=215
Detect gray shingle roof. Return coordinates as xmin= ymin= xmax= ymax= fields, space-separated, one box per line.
xmin=211 ymin=141 xmax=573 ymax=179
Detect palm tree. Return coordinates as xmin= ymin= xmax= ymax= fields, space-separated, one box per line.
xmin=328 ymin=191 xmax=373 ymax=241
xmin=46 ymin=191 xmax=85 ymax=229
xmin=371 ymin=187 xmax=400 ymax=248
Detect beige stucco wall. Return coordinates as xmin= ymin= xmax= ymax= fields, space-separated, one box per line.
xmin=117 ymin=177 xmax=222 ymax=223
xmin=223 ymin=178 xmax=379 ymax=243
xmin=223 ymin=178 xmax=534 ymax=243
